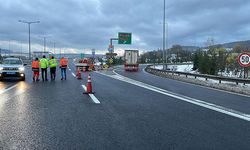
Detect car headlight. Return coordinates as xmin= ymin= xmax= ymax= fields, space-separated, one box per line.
xmin=19 ymin=67 xmax=25 ymax=71
xmin=0 ymin=67 xmax=3 ymax=71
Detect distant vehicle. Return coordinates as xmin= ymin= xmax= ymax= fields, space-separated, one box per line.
xmin=0 ymin=57 xmax=26 ymax=81
xmin=94 ymin=61 xmax=103 ymax=71
xmin=124 ymin=50 xmax=139 ymax=71
xmin=74 ymin=58 xmax=93 ymax=71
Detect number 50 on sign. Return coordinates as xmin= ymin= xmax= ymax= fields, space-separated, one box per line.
xmin=238 ymin=52 xmax=250 ymax=67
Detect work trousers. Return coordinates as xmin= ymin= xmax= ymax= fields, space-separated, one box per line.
xmin=41 ymin=68 xmax=48 ymax=81
xmin=33 ymin=71 xmax=39 ymax=81
xmin=61 ymin=68 xmax=67 ymax=80
xmin=50 ymin=67 xmax=56 ymax=80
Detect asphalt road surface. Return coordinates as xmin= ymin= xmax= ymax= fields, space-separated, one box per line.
xmin=0 ymin=61 xmax=250 ymax=150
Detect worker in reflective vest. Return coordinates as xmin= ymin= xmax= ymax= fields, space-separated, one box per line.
xmin=40 ymin=55 xmax=49 ymax=81
xmin=49 ymin=56 xmax=57 ymax=81
xmin=60 ymin=57 xmax=68 ymax=80
xmin=32 ymin=57 xmax=40 ymax=82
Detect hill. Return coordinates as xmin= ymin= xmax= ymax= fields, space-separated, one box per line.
xmin=221 ymin=40 xmax=250 ymax=48
xmin=207 ymin=40 xmax=250 ymax=49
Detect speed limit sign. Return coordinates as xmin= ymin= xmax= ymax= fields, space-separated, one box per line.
xmin=238 ymin=52 xmax=250 ymax=67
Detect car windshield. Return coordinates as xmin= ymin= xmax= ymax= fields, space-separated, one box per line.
xmin=3 ymin=59 xmax=22 ymax=65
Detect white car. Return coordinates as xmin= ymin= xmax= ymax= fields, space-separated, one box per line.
xmin=0 ymin=57 xmax=26 ymax=81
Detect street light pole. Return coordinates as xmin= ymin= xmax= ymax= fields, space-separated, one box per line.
xmin=162 ymin=0 xmax=166 ymax=70
xmin=18 ymin=20 xmax=40 ymax=59
xmin=166 ymin=21 xmax=168 ymax=64
xmin=20 ymin=42 xmax=23 ymax=57
xmin=60 ymin=48 xmax=62 ymax=58
xmin=28 ymin=24 xmax=30 ymax=58
xmin=53 ymin=42 xmax=56 ymax=54
xmin=40 ymin=35 xmax=51 ymax=53
xmin=44 ymin=37 xmax=46 ymax=52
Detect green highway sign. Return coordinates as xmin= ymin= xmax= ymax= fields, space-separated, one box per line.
xmin=118 ymin=32 xmax=132 ymax=44
xmin=80 ymin=53 xmax=85 ymax=58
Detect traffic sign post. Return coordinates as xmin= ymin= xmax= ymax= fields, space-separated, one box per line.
xmin=108 ymin=45 xmax=114 ymax=53
xmin=238 ymin=52 xmax=250 ymax=79
xmin=118 ymin=32 xmax=132 ymax=44
xmin=106 ymin=32 xmax=132 ymax=67
xmin=238 ymin=52 xmax=250 ymax=67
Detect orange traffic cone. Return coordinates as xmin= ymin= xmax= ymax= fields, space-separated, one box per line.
xmin=83 ymin=74 xmax=94 ymax=94
xmin=76 ymin=68 xmax=82 ymax=79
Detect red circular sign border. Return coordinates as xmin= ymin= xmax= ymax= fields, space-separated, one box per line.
xmin=238 ymin=52 xmax=250 ymax=67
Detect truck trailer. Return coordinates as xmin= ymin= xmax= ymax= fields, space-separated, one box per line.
xmin=124 ymin=50 xmax=139 ymax=71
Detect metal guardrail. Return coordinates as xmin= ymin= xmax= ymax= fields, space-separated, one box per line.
xmin=145 ymin=65 xmax=250 ymax=85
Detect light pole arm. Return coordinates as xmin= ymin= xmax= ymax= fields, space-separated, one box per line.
xmin=18 ymin=20 xmax=40 ymax=59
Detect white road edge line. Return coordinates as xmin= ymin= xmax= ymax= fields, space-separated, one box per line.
xmin=142 ymin=67 xmax=250 ymax=98
xmin=81 ymin=85 xmax=100 ymax=104
xmin=96 ymin=71 xmax=250 ymax=122
xmin=0 ymin=84 xmax=18 ymax=95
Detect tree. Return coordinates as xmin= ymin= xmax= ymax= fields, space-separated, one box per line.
xmin=233 ymin=44 xmax=244 ymax=53
xmin=210 ymin=53 xmax=217 ymax=75
xmin=194 ymin=48 xmax=223 ymax=75
xmin=216 ymin=48 xmax=227 ymax=75
xmin=197 ymin=52 xmax=210 ymax=74
xmin=169 ymin=45 xmax=194 ymax=63
xmin=226 ymin=53 xmax=241 ymax=76
xmin=193 ymin=50 xmax=202 ymax=70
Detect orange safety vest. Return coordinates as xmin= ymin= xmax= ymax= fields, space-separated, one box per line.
xmin=32 ymin=60 xmax=39 ymax=68
xmin=60 ymin=58 xmax=68 ymax=68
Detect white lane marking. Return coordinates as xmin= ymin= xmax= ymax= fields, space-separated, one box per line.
xmin=71 ymin=72 xmax=76 ymax=77
xmin=81 ymin=85 xmax=100 ymax=104
xmin=0 ymin=84 xmax=18 ymax=95
xmin=89 ymin=94 xmax=100 ymax=104
xmin=82 ymin=84 xmax=86 ymax=91
xmin=96 ymin=71 xmax=250 ymax=122
xmin=142 ymin=67 xmax=250 ymax=98
xmin=69 ymin=68 xmax=71 ymax=71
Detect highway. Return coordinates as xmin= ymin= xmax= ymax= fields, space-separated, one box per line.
xmin=0 ymin=61 xmax=250 ymax=150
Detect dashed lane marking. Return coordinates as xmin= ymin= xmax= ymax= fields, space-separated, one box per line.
xmin=69 ymin=69 xmax=101 ymax=104
xmin=70 ymin=70 xmax=100 ymax=104
xmin=81 ymin=85 xmax=100 ymax=104
xmin=71 ymin=72 xmax=76 ymax=77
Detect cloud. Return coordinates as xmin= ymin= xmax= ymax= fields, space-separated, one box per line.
xmin=0 ymin=0 xmax=250 ymax=54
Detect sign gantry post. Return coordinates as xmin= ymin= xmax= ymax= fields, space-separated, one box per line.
xmin=107 ymin=32 xmax=132 ymax=66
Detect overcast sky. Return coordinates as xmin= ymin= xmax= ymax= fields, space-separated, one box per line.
xmin=0 ymin=0 xmax=250 ymax=54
